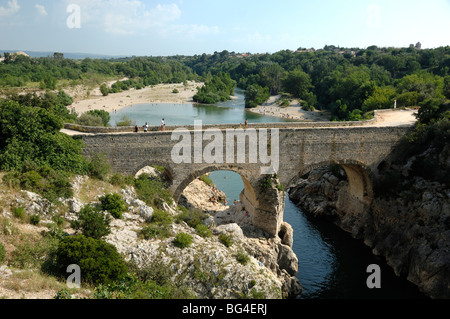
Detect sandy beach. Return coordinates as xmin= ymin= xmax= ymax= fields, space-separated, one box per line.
xmin=247 ymin=95 xmax=329 ymax=121
xmin=66 ymin=80 xmax=203 ymax=115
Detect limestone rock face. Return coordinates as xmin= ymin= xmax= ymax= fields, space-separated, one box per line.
xmin=289 ymin=167 xmax=450 ymax=299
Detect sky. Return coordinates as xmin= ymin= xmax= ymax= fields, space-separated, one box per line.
xmin=0 ymin=0 xmax=449 ymax=57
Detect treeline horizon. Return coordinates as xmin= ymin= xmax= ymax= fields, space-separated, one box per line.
xmin=1 ymin=44 xmax=449 ymax=121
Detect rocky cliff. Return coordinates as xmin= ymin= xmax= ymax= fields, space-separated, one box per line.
xmin=289 ymin=161 xmax=450 ymax=299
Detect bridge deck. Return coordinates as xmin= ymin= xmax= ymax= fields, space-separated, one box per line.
xmin=61 ymin=109 xmax=417 ymax=136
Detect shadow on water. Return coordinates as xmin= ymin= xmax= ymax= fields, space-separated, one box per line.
xmin=283 ymin=195 xmax=428 ymax=299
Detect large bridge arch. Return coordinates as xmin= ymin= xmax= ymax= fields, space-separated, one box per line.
xmin=286 ymin=160 xmax=375 ymax=217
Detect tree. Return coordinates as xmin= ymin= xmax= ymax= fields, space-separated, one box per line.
xmin=282 ymin=67 xmax=313 ymax=98
xmin=71 ymin=204 xmax=112 ymax=239
xmin=0 ymin=100 xmax=87 ymax=174
xmin=100 ymin=83 xmax=109 ymax=96
xmin=53 ymin=52 xmax=64 ymax=60
xmin=244 ymin=84 xmax=270 ymax=108
xmin=260 ymin=63 xmax=284 ymax=95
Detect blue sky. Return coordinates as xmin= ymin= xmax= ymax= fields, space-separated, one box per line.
xmin=0 ymin=0 xmax=449 ymax=56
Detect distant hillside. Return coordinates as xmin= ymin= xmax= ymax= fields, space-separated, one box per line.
xmin=0 ymin=50 xmax=125 ymax=60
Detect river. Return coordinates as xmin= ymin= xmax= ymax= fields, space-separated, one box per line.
xmin=109 ymin=88 xmax=292 ymax=126
xmin=112 ymin=89 xmax=427 ymax=299
xmin=208 ymin=171 xmax=426 ymax=299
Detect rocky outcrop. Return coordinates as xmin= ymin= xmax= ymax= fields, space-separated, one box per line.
xmin=180 ymin=175 xmax=302 ymax=298
xmin=289 ymin=165 xmax=450 ymax=299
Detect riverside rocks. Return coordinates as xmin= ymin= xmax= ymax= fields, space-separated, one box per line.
xmin=289 ymin=166 xmax=450 ymax=299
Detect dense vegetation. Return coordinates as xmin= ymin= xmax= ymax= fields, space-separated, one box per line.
xmin=193 ymin=72 xmax=236 ymax=104
xmin=2 ymin=46 xmax=449 ymax=121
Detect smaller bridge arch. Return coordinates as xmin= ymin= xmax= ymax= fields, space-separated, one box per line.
xmin=173 ymin=166 xmax=257 ymax=212
xmin=286 ymin=160 xmax=375 ymax=217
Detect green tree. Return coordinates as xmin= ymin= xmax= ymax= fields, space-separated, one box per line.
xmin=100 ymin=84 xmax=109 ymax=96
xmin=55 ymin=235 xmax=127 ymax=285
xmin=71 ymin=204 xmax=112 ymax=239
xmin=244 ymin=84 xmax=270 ymax=108
xmin=0 ymin=100 xmax=87 ymax=174
xmin=282 ymin=67 xmax=313 ymax=98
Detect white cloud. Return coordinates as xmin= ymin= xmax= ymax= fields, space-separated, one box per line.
xmin=63 ymin=0 xmax=217 ymax=39
xmin=0 ymin=0 xmax=20 ymax=17
xmin=35 ymin=4 xmax=47 ymax=16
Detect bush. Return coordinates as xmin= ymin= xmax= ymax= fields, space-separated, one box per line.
xmin=151 ymin=209 xmax=174 ymax=225
xmin=140 ymin=223 xmax=172 ymax=240
xmin=4 ymin=166 xmax=74 ymax=202
xmin=218 ymin=233 xmax=233 ymax=248
xmin=116 ymin=115 xmax=133 ymax=127
xmin=76 ymin=113 xmax=104 ymax=127
xmin=134 ymin=174 xmax=174 ymax=207
xmin=172 ymin=88 xmax=179 ymax=94
xmin=55 ymin=235 xmax=127 ymax=285
xmin=176 ymin=206 xmax=206 ymax=229
xmin=12 ymin=206 xmax=26 ymax=220
xmin=30 ymin=214 xmax=40 ymax=226
xmin=173 ymin=233 xmax=193 ymax=249
xmin=88 ymin=153 xmax=110 ymax=181
xmin=0 ymin=242 xmax=6 ymax=264
xmin=99 ymin=193 xmax=126 ymax=219
xmin=236 ymin=250 xmax=250 ymax=265
xmin=195 ymin=224 xmax=212 ymax=238
xmin=71 ymin=204 xmax=111 ymax=239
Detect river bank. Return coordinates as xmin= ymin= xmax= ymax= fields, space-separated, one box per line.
xmin=67 ymin=81 xmax=203 ymax=115
xmin=247 ymin=95 xmax=329 ymax=121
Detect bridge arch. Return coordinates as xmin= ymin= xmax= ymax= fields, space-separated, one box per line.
xmin=287 ymin=160 xmax=374 ymax=216
xmin=173 ymin=166 xmax=257 ymax=209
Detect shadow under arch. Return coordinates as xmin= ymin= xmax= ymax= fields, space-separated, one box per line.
xmin=287 ymin=160 xmax=375 ymax=214
xmin=173 ymin=166 xmax=257 ymax=210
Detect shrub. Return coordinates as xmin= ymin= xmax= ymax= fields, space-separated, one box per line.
xmin=0 ymin=242 xmax=6 ymax=264
xmin=71 ymin=204 xmax=111 ymax=239
xmin=99 ymin=193 xmax=126 ymax=219
xmin=11 ymin=237 xmax=59 ymax=269
xmin=172 ymin=88 xmax=179 ymax=94
xmin=219 ymin=233 xmax=233 ymax=248
xmin=7 ymin=166 xmax=74 ymax=202
xmin=176 ymin=207 xmax=206 ymax=229
xmin=173 ymin=233 xmax=193 ymax=249
xmin=30 ymin=214 xmax=41 ymax=225
xmin=76 ymin=113 xmax=104 ymax=127
xmin=195 ymin=224 xmax=212 ymax=238
xmin=151 ymin=209 xmax=174 ymax=225
xmin=140 ymin=223 xmax=172 ymax=240
xmin=134 ymin=174 xmax=174 ymax=207
xmin=116 ymin=115 xmax=133 ymax=127
xmin=55 ymin=235 xmax=127 ymax=285
xmin=88 ymin=153 xmax=110 ymax=181
xmin=12 ymin=206 xmax=26 ymax=220
xmin=109 ymin=173 xmax=127 ymax=187
xmin=236 ymin=250 xmax=250 ymax=265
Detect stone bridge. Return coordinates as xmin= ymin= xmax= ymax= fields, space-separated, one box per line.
xmin=75 ymin=123 xmax=413 ymax=238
